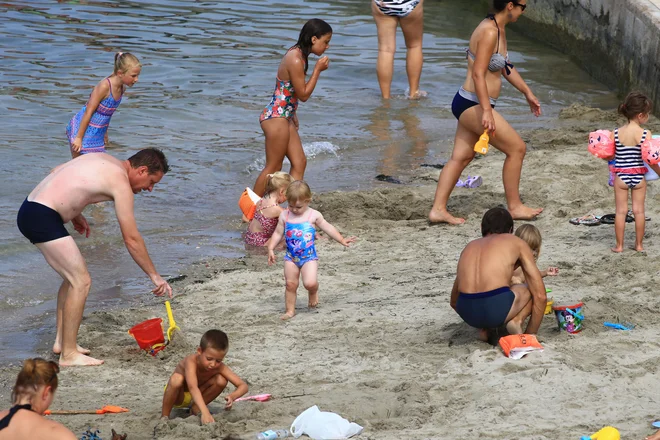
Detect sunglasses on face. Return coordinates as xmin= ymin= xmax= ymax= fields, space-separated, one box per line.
xmin=513 ymin=1 xmax=527 ymax=11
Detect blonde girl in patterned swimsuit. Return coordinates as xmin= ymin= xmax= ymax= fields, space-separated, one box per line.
xmin=245 ymin=172 xmax=293 ymax=247
xmin=252 ymin=19 xmax=332 ymax=197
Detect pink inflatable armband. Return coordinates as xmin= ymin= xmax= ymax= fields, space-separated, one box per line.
xmin=642 ymin=138 xmax=660 ymax=166
xmin=588 ymin=130 xmax=614 ymax=159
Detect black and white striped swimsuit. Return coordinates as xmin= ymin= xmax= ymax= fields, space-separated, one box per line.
xmin=613 ymin=128 xmax=648 ymax=188
xmin=373 ymin=0 xmax=420 ymax=17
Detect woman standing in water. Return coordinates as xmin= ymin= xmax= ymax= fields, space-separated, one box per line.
xmin=429 ymin=0 xmax=543 ymax=224
xmin=252 ymin=19 xmax=332 ymax=197
xmin=371 ymin=0 xmax=424 ymax=99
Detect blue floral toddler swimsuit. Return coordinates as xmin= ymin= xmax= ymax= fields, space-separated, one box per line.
xmin=284 ymin=210 xmax=318 ymax=268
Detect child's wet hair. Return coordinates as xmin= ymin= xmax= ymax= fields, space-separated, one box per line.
xmin=200 ymin=329 xmax=229 ymax=352
xmin=286 ymin=180 xmax=312 ymax=204
xmin=12 ymin=358 xmax=59 ymax=402
xmin=128 ymin=148 xmax=169 ymax=174
xmin=114 ymin=52 xmax=141 ymax=74
xmin=618 ymin=91 xmax=652 ymax=120
xmin=481 ymin=207 xmax=513 ymax=236
xmin=293 ymin=18 xmax=332 ymax=74
xmin=515 ymin=224 xmax=542 ymax=257
xmin=265 ymin=171 xmax=294 ymax=194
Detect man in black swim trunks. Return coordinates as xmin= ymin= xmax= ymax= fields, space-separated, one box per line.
xmin=450 ymin=207 xmax=547 ymax=341
xmin=17 ymin=149 xmax=172 ymax=367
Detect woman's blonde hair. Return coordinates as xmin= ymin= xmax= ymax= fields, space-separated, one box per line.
xmin=12 ymin=358 xmax=59 ymax=402
xmin=515 ymin=224 xmax=542 ymax=257
xmin=264 ymin=171 xmax=294 ymax=194
xmin=286 ymin=180 xmax=312 ymax=203
xmin=114 ymin=52 xmax=141 ymax=74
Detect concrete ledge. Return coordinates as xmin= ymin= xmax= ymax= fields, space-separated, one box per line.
xmin=515 ymin=0 xmax=660 ymax=110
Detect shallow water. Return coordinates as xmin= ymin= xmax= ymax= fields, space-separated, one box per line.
xmin=0 ymin=0 xmax=618 ymax=363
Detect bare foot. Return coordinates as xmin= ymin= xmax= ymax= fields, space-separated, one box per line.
xmin=280 ymin=312 xmax=295 ymax=321
xmin=636 ymin=244 xmax=645 ymax=252
xmin=508 ymin=205 xmax=543 ymax=220
xmin=428 ymin=208 xmax=465 ymax=225
xmin=478 ymin=329 xmax=489 ymax=342
xmin=53 ymin=342 xmax=90 ymax=355
xmin=59 ymin=352 xmax=104 ymax=367
xmin=611 ymin=246 xmax=623 ymax=253
xmin=505 ymin=320 xmax=523 ymax=335
xmin=308 ymin=292 xmax=318 ymax=308
xmin=408 ymin=90 xmax=428 ymax=100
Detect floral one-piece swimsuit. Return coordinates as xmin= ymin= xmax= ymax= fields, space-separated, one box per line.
xmin=259 ymin=48 xmax=300 ymax=123
xmin=284 ymin=210 xmax=318 ymax=269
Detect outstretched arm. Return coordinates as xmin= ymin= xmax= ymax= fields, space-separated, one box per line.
xmin=218 ymin=364 xmax=249 ymax=410
xmin=268 ymin=215 xmax=286 ymax=265
xmin=315 ymin=213 xmax=356 ymax=247
xmin=503 ymin=67 xmax=541 ymax=117
xmin=518 ymin=241 xmax=547 ymax=334
xmin=183 ymin=357 xmax=213 ymax=424
xmin=112 ymin=179 xmax=171 ymax=297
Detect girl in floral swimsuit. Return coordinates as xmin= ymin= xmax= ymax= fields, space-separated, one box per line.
xmin=245 ymin=172 xmax=293 ymax=247
xmin=267 ymin=181 xmax=357 ymax=320
xmin=251 ymin=19 xmax=333 ymax=197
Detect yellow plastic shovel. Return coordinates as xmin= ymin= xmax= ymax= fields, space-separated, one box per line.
xmin=165 ymin=300 xmax=180 ymax=342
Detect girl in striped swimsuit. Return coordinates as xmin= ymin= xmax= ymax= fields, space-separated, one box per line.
xmin=66 ymin=52 xmax=141 ymax=157
xmin=610 ymin=92 xmax=660 ymax=253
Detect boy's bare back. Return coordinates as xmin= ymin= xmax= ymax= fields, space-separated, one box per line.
xmin=457 ymin=234 xmax=528 ymax=293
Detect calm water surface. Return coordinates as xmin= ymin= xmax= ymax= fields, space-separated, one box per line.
xmin=0 ymin=0 xmax=617 ymax=363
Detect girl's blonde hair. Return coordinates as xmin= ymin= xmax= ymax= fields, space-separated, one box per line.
xmin=12 ymin=358 xmax=59 ymax=402
xmin=265 ymin=171 xmax=294 ymax=194
xmin=114 ymin=52 xmax=141 ymax=74
xmin=515 ymin=224 xmax=542 ymax=257
xmin=286 ymin=180 xmax=312 ymax=203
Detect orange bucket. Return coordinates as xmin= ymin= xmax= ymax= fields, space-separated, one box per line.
xmin=128 ymin=318 xmax=164 ymax=350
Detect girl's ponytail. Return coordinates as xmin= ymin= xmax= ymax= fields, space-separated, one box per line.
xmin=264 ymin=171 xmax=294 ymax=194
xmin=12 ymin=358 xmax=59 ymax=402
xmin=114 ymin=52 xmax=141 ymax=74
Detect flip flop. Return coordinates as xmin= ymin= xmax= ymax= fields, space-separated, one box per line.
xmin=456 ymin=175 xmax=483 ymax=188
xmin=598 ymin=214 xmax=615 ymax=224
xmin=627 ymin=210 xmax=651 ymax=222
xmin=569 ymin=214 xmax=601 ymax=226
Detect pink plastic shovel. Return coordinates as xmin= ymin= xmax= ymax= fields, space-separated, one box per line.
xmin=235 ymin=393 xmax=272 ymax=402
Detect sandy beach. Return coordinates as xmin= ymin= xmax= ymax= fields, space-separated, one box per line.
xmin=2 ymin=105 xmax=660 ymax=439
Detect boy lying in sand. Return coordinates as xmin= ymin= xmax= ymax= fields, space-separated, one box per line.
xmin=450 ymin=208 xmax=547 ymax=342
xmin=161 ymin=329 xmax=248 ymax=425
xmin=510 ymin=224 xmax=559 ymax=285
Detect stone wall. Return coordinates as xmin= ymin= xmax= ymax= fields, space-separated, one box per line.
xmin=514 ymin=0 xmax=660 ymax=109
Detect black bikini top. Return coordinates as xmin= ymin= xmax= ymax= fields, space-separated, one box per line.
xmin=0 ymin=404 xmax=32 ymax=431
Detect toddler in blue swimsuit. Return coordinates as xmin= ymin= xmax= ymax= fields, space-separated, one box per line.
xmin=268 ymin=181 xmax=357 ymax=320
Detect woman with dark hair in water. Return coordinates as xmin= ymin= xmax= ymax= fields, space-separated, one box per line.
xmin=429 ymin=0 xmax=543 ymax=224
xmin=252 ymin=19 xmax=333 ymax=197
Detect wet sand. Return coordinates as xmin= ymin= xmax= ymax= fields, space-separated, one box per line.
xmin=2 ymin=105 xmax=660 ymax=439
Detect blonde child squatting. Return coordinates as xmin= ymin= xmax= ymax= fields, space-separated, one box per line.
xmin=268 ymin=181 xmax=357 ymax=320
xmin=162 ymin=330 xmax=248 ymax=425
xmin=510 ymin=224 xmax=558 ymax=285
xmin=245 ymin=172 xmax=294 ymax=247
xmin=608 ymin=92 xmax=660 ymax=253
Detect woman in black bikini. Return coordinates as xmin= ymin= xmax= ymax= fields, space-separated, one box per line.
xmin=0 ymin=358 xmax=76 ymax=440
xmin=428 ymin=0 xmax=543 ymax=224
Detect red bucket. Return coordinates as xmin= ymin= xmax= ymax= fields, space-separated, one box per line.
xmin=128 ymin=318 xmax=164 ymax=350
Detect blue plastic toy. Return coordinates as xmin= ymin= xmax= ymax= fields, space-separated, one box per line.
xmin=603 ymin=322 xmax=634 ymax=331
